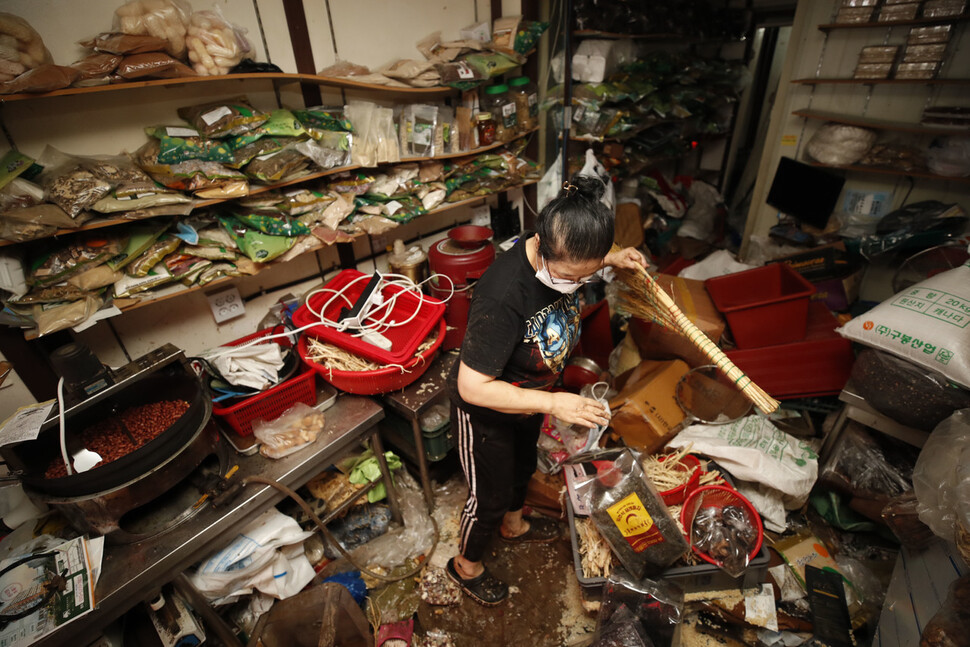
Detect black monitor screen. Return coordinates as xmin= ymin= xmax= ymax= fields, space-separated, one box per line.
xmin=766 ymin=157 xmax=846 ymax=230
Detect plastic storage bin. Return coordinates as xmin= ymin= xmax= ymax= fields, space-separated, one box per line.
xmin=705 ymin=262 xmax=816 ymax=349
xmin=566 ymin=497 xmax=770 ymax=600
xmin=212 ymin=327 xmax=317 ymax=437
xmin=725 ymin=302 xmax=854 ymax=399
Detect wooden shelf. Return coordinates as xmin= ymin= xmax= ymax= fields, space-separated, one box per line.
xmin=818 ymin=13 xmax=970 ymax=31
xmin=793 ymin=108 xmax=970 ymax=135
xmin=109 ymin=179 xmax=538 ymax=316
xmin=0 ymin=72 xmax=461 ymax=103
xmin=792 ymin=77 xmax=970 ymax=85
xmin=0 ymin=129 xmax=540 ymax=248
xmin=808 ymin=161 xmax=970 ymax=184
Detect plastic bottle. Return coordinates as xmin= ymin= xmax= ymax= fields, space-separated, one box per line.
xmin=481 ymin=83 xmax=517 ymax=142
xmin=508 ymin=76 xmax=538 ymax=133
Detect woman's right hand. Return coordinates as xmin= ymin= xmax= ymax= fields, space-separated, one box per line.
xmin=550 ymin=391 xmax=611 ymax=429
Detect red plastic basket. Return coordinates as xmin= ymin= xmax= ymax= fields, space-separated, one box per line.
xmin=681 ymin=485 xmax=764 ymax=567
xmin=297 ymin=318 xmax=445 ymax=395
xmin=657 ymin=454 xmax=702 ymax=506
xmin=291 ymin=269 xmax=446 ymax=365
xmin=705 ymin=263 xmax=816 ymax=349
xmin=211 ymin=327 xmax=317 ymax=437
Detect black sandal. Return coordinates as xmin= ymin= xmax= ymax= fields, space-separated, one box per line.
xmin=499 ymin=517 xmax=562 ymax=543
xmin=446 ymin=557 xmax=508 ymax=606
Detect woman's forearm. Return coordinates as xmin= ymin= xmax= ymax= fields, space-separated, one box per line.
xmin=458 ymin=373 xmax=553 ymax=416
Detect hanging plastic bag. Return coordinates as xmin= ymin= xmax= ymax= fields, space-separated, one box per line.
xmin=578 ymin=148 xmax=615 ymax=211
xmin=912 ymin=408 xmax=970 ymax=566
xmin=537 ymin=151 xmax=562 ymax=211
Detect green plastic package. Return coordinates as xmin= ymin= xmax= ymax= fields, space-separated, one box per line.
xmin=219 ymin=215 xmax=295 ymax=263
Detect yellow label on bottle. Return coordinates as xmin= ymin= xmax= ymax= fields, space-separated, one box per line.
xmin=606 ymin=492 xmax=665 ymax=553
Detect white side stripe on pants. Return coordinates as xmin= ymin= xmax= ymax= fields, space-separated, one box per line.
xmin=456 ymin=408 xmax=478 ymax=554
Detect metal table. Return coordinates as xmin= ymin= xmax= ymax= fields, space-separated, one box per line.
xmin=34 ymin=394 xmax=386 ymax=647
xmin=382 ymin=351 xmax=457 ymax=510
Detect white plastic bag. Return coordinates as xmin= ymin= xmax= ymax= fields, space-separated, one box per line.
xmin=189 ymin=507 xmax=315 ymax=605
xmin=912 ymin=409 xmax=970 ymax=548
xmin=578 ymin=148 xmax=615 ymax=211
xmin=537 ymin=151 xmax=562 ymax=211
xmin=185 ymin=6 xmax=250 ymax=76
xmin=838 ymin=261 xmax=970 ymax=389
xmin=667 ymin=416 xmax=819 ymax=508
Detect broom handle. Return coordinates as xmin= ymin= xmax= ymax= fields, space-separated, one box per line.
xmin=631 ymin=264 xmax=781 ymax=415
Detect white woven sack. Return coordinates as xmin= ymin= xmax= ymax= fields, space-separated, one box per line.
xmin=838 ymin=260 xmax=970 ymax=388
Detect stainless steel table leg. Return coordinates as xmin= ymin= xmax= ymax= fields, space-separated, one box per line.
xmin=410 ymin=418 xmax=435 ymax=512
xmin=371 ymin=430 xmax=402 ymax=524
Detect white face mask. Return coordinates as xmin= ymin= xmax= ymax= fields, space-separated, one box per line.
xmin=535 ymin=256 xmax=584 ymax=294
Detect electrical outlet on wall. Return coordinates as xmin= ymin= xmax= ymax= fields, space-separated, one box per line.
xmin=206 ymin=287 xmax=245 ymax=324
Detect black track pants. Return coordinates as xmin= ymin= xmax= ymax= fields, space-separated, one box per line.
xmin=452 ymin=402 xmax=541 ymax=563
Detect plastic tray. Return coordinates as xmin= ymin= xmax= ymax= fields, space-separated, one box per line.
xmin=705 ymin=263 xmax=816 ymax=349
xmin=291 ymin=269 xmax=446 ymax=365
xmin=211 ymin=327 xmax=317 ymax=437
xmin=566 ymin=497 xmax=771 ymax=600
xmin=726 ymin=302 xmax=854 ymax=399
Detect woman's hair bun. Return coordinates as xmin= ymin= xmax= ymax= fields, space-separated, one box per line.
xmin=567 ymin=174 xmax=606 ymax=202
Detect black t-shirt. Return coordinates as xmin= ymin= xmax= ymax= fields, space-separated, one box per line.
xmin=448 ymin=233 xmax=582 ymax=419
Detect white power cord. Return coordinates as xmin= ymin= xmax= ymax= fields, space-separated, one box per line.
xmin=57 ymin=377 xmax=72 ymax=476
xmin=207 ymin=271 xmax=457 ymax=359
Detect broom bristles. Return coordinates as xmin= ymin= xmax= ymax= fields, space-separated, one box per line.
xmin=611 ymin=255 xmax=780 ymax=415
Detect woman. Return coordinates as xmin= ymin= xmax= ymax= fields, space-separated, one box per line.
xmin=445 ymin=176 xmax=646 ymax=605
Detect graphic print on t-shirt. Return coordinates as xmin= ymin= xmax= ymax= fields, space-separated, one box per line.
xmin=523 ymin=293 xmax=581 ymax=374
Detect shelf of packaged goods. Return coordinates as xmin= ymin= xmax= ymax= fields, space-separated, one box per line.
xmin=0 ymin=72 xmax=463 ymax=102
xmin=400 ymin=126 xmax=538 ymax=163
xmin=807 ymin=161 xmax=970 ymax=184
xmin=792 ymin=77 xmax=970 ymax=86
xmin=102 ymin=179 xmax=538 ymax=317
xmin=818 ymin=13 xmax=970 ymax=31
xmin=793 ymin=108 xmax=970 ymax=135
xmin=0 ymin=130 xmax=541 ymax=249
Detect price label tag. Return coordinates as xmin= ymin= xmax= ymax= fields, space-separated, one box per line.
xmin=206 ymin=287 xmax=245 ymax=324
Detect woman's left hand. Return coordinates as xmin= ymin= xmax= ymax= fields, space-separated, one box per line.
xmin=604 ymin=246 xmax=647 ymax=272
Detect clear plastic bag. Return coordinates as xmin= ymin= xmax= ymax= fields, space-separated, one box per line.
xmin=805 ymin=122 xmax=877 ymax=166
xmin=0 ymin=13 xmax=52 ymax=72
xmin=913 ymin=408 xmax=970 ymax=563
xmin=253 ymin=402 xmax=328 ymax=459
xmin=920 ymin=575 xmax=970 ymax=647
xmin=113 ymin=0 xmax=192 ymax=60
xmin=185 ymin=6 xmax=251 ymax=76
xmin=594 ymin=569 xmax=683 ymax=647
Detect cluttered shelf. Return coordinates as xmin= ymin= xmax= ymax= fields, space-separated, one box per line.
xmin=807 ymin=160 xmax=970 ymax=183
xmin=792 ymin=108 xmax=970 ymax=135
xmin=104 ymin=179 xmax=538 ymax=317
xmin=818 ymin=13 xmax=970 ymax=31
xmin=792 ymin=77 xmax=970 ymax=85
xmin=0 ymin=72 xmax=464 ymax=103
xmin=0 ymin=129 xmax=540 ymax=249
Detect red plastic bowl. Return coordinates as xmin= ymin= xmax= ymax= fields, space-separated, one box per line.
xmin=681 ymin=485 xmax=764 ymax=567
xmin=657 ymin=454 xmax=702 ymax=505
xmin=297 ymin=319 xmax=445 ymax=395
xmin=448 ymin=224 xmax=493 ymax=248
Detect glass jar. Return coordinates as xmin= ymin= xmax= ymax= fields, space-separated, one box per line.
xmin=475 ymin=112 xmax=496 ymax=146
xmin=508 ymin=76 xmax=538 ymax=133
xmin=481 ymin=83 xmax=517 ymax=142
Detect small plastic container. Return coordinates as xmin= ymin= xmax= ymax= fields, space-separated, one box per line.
xmin=704 ymin=262 xmax=816 ymax=349
xmin=508 ymin=76 xmax=538 ymax=133
xmin=481 ymin=83 xmax=517 ymax=142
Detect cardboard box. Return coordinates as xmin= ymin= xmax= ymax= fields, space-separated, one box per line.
xmin=609 ymin=359 xmax=689 ymax=453
xmin=629 ymin=274 xmax=726 ymax=367
xmin=810 ymin=268 xmax=862 ymax=312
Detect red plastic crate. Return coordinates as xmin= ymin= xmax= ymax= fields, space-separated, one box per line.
xmin=725 ymin=302 xmax=854 ymax=399
xmin=705 ymin=262 xmax=816 ymax=349
xmin=211 ymin=327 xmax=317 ymax=437
xmin=291 ymin=269 xmax=445 ymax=365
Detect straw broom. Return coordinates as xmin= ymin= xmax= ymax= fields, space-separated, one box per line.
xmin=611 ymin=245 xmax=780 ymax=415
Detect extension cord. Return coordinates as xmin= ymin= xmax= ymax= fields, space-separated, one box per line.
xmin=359 ymin=330 xmax=392 ymax=351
